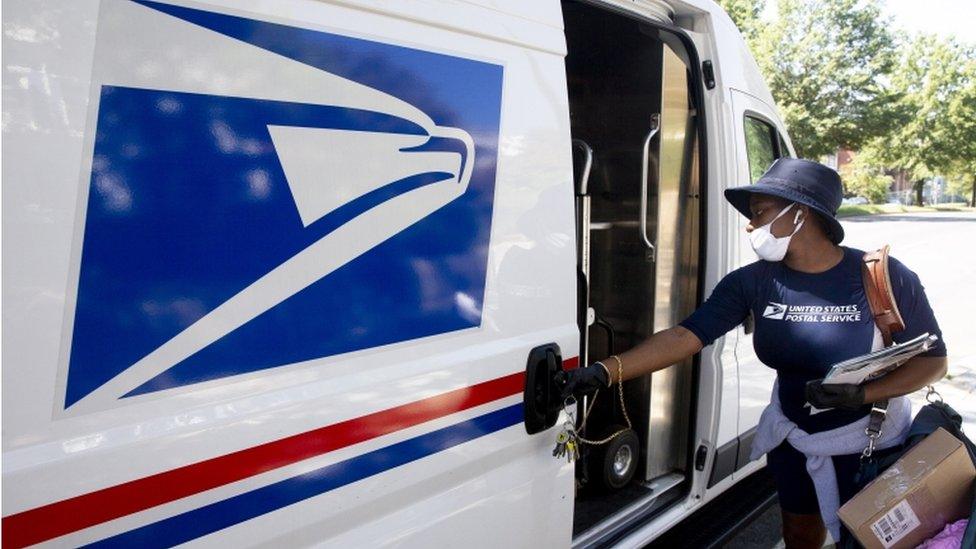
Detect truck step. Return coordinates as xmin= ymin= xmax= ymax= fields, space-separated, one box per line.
xmin=645 ymin=468 xmax=777 ymax=549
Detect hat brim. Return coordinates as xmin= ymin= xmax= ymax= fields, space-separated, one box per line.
xmin=724 ymin=184 xmax=845 ymax=244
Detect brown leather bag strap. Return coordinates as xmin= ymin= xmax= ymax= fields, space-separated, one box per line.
xmin=862 ymin=245 xmax=905 ymax=347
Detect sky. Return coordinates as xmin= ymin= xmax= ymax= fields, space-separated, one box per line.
xmin=762 ymin=0 xmax=976 ymax=45
xmin=882 ymin=0 xmax=976 ymax=45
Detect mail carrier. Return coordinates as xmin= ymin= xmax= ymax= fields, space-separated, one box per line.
xmin=2 ymin=0 xmax=797 ymax=546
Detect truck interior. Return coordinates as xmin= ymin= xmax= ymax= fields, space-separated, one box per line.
xmin=562 ymin=0 xmax=704 ymax=543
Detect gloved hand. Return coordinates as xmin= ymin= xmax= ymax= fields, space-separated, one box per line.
xmin=554 ymin=362 xmax=610 ymax=400
xmin=805 ymin=379 xmax=865 ymax=411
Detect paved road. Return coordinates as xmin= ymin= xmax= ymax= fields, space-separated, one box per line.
xmin=842 ymin=211 xmax=976 ymax=430
xmin=725 ymin=211 xmax=976 ymax=548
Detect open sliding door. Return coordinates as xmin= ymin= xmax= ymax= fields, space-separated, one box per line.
xmin=643 ymin=43 xmax=701 ymax=480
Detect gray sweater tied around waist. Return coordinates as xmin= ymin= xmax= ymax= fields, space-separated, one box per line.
xmin=749 ymin=380 xmax=911 ymax=541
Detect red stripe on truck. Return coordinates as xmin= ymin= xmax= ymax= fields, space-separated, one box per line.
xmin=4 ymin=358 xmax=578 ymax=548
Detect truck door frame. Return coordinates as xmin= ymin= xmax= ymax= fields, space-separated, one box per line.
xmin=728 ymin=88 xmax=793 ymax=481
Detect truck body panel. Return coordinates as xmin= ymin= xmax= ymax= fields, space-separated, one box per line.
xmin=2 ymin=0 xmax=794 ymax=546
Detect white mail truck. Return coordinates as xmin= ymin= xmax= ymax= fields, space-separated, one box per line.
xmin=3 ymin=0 xmax=796 ymax=546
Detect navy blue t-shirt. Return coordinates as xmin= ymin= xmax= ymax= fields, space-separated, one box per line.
xmin=680 ymin=247 xmax=946 ymax=433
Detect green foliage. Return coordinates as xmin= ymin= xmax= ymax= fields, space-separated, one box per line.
xmin=744 ymin=116 xmax=777 ymax=181
xmin=837 ymin=203 xmax=974 ymax=217
xmin=943 ymin=46 xmax=976 ymax=205
xmin=749 ymin=0 xmax=900 ymax=158
xmin=858 ymin=35 xmax=976 ymax=203
xmin=946 ymin=173 xmax=974 ymax=198
xmin=714 ymin=0 xmax=976 ymax=201
xmin=842 ymin=158 xmax=891 ymax=203
xmin=946 ymin=170 xmax=975 ymax=206
xmin=716 ymin=0 xmax=766 ymax=38
xmin=862 ymin=37 xmax=975 ymax=177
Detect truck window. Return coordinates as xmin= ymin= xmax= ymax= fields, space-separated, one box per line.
xmin=744 ymin=115 xmax=779 ymax=182
xmin=778 ymin=133 xmax=792 ymax=158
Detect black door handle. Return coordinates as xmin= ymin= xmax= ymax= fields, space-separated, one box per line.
xmin=523 ymin=343 xmax=563 ymax=435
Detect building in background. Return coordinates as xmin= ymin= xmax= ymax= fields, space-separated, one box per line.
xmin=825 ymin=147 xmax=916 ymax=203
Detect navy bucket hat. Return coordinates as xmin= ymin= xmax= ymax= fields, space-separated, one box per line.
xmin=724 ymin=158 xmax=845 ymax=244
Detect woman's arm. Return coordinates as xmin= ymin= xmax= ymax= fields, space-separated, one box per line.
xmin=559 ymin=326 xmax=704 ymax=398
xmin=604 ymin=325 xmax=703 ymax=384
xmin=863 ymin=257 xmax=949 ymax=401
xmin=862 ymin=356 xmax=948 ymax=403
xmin=807 ymin=355 xmax=948 ymax=410
xmin=561 ymin=268 xmax=746 ymax=398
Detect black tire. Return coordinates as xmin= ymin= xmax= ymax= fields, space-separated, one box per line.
xmin=587 ymin=426 xmax=639 ymax=491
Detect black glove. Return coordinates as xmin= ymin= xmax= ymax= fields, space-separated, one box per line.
xmin=554 ymin=362 xmax=610 ymax=400
xmin=805 ymin=379 xmax=865 ymax=411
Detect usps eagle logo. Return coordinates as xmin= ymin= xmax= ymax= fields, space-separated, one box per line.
xmin=762 ymin=302 xmax=788 ymax=320
xmin=62 ymin=0 xmax=503 ymax=409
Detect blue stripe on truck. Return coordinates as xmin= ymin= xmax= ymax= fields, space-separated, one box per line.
xmin=84 ymin=403 xmax=523 ymax=548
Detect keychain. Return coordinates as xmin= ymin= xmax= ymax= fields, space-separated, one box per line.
xmin=552 ymin=421 xmax=581 ymax=462
xmin=552 ymin=398 xmax=582 ymax=462
xmin=551 ymin=356 xmax=632 ymax=462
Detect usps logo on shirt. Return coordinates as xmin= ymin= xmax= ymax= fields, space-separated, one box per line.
xmin=762 ymin=302 xmax=788 ymax=320
xmin=61 ymin=1 xmax=503 ymax=410
xmin=762 ymin=302 xmax=863 ymax=323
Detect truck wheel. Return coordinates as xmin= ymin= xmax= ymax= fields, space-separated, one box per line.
xmin=588 ymin=426 xmax=639 ymax=491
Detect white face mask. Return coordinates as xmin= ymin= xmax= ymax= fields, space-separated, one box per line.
xmin=749 ymin=202 xmax=804 ymax=262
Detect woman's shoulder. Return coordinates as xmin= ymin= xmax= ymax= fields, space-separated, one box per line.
xmin=722 ymin=260 xmax=776 ymax=293
xmin=730 ymin=259 xmax=772 ymax=279
xmin=886 ymin=254 xmax=924 ymax=291
xmin=846 ymin=246 xmax=926 ymax=302
xmin=844 ymin=246 xmax=918 ymax=279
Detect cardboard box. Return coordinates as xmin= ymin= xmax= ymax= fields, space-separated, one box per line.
xmin=838 ymin=428 xmax=975 ymax=549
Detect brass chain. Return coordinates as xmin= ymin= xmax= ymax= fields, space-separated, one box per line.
xmin=577 ymin=355 xmax=632 ymax=445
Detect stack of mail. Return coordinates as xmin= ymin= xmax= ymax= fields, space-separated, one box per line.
xmin=823 ymin=333 xmax=939 ymax=386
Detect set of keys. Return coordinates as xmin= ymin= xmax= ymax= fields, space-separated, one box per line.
xmin=552 ymin=397 xmax=582 ymax=462
xmin=552 ymin=423 xmax=581 ymax=462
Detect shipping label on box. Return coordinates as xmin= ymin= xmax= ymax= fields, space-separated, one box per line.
xmin=869 ymin=500 xmax=921 ymax=548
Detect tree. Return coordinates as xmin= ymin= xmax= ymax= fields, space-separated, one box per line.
xmin=945 ymin=48 xmax=976 ymax=207
xmin=717 ymin=0 xmax=766 ymax=40
xmin=843 ymin=156 xmax=891 ymax=203
xmin=715 ymin=1 xmax=976 ymax=199
xmin=945 ymin=168 xmax=975 ymax=206
xmin=860 ymin=35 xmax=976 ymax=205
xmin=747 ymin=0 xmax=901 ymax=158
